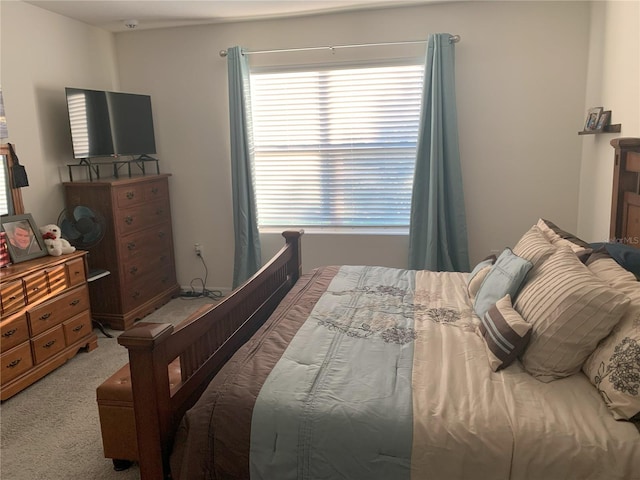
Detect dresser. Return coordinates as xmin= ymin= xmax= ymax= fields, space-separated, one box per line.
xmin=0 ymin=251 xmax=98 ymax=400
xmin=63 ymin=174 xmax=180 ymax=331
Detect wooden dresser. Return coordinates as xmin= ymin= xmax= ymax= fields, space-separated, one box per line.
xmin=63 ymin=174 xmax=180 ymax=331
xmin=0 ymin=251 xmax=98 ymax=400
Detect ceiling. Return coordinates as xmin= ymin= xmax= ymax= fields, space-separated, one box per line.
xmin=24 ymin=0 xmax=440 ymax=33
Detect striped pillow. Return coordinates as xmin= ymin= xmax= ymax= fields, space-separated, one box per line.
xmin=513 ymin=225 xmax=556 ymax=266
xmin=514 ymin=246 xmax=630 ymax=382
xmin=479 ymin=294 xmax=532 ymax=371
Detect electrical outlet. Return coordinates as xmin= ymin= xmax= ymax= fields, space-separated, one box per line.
xmin=194 ymin=243 xmax=202 ymax=255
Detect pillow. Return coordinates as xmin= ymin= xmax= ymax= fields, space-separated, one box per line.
xmin=514 ymin=246 xmax=630 ymax=382
xmin=513 ymin=225 xmax=556 ymax=266
xmin=582 ymin=277 xmax=640 ymax=420
xmin=537 ymin=219 xmax=592 ymax=262
xmin=467 ymin=255 xmax=497 ymax=299
xmin=589 ymin=242 xmax=640 ymax=278
xmin=478 ymin=294 xmax=532 ymax=371
xmin=586 ymin=248 xmax=638 ymax=286
xmin=473 ymin=248 xmax=532 ymax=319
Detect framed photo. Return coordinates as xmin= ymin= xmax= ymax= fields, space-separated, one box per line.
xmin=583 ymin=107 xmax=603 ymax=132
xmin=0 ymin=213 xmax=47 ymax=263
xmin=595 ymin=110 xmax=611 ymax=132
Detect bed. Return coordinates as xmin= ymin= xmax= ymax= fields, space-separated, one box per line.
xmin=117 ymin=139 xmax=640 ymax=480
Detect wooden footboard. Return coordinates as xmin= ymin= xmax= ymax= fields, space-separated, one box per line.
xmin=117 ymin=230 xmax=303 ymax=480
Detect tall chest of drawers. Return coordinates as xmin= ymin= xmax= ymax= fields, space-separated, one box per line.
xmin=0 ymin=251 xmax=98 ymax=400
xmin=63 ymin=174 xmax=180 ymax=331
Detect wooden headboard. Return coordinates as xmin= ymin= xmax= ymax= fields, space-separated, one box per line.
xmin=610 ymin=137 xmax=640 ymax=249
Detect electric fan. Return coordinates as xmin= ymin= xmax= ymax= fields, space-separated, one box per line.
xmin=58 ymin=206 xmax=106 ymax=250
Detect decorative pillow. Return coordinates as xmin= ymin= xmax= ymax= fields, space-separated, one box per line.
xmin=514 ymin=246 xmax=630 ymax=382
xmin=513 ymin=225 xmax=556 ymax=266
xmin=590 ymin=242 xmax=640 ymax=278
xmin=467 ymin=255 xmax=497 ymax=300
xmin=479 ymin=294 xmax=532 ymax=371
xmin=473 ymin=248 xmax=532 ymax=319
xmin=536 ymin=219 xmax=592 ymax=262
xmin=582 ymin=277 xmax=640 ymax=420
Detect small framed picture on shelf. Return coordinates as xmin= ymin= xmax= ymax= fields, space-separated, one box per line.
xmin=595 ymin=110 xmax=611 ymax=132
xmin=583 ymin=107 xmax=603 ymax=132
xmin=0 ymin=213 xmax=47 ymax=264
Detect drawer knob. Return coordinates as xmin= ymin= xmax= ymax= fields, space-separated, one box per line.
xmin=72 ymin=324 xmax=84 ymax=333
xmin=7 ymin=358 xmax=21 ymax=368
xmin=158 ymin=231 xmax=165 ymax=239
xmin=155 ymin=208 xmax=164 ymax=216
xmin=126 ymin=191 xmax=135 ymax=200
xmin=40 ymin=312 xmax=52 ymax=320
xmin=43 ymin=340 xmax=57 ymax=349
xmin=127 ymin=242 xmax=136 ymax=250
xmin=124 ymin=216 xmax=134 ymax=225
xmin=2 ymin=328 xmax=17 ymax=338
xmin=132 ymin=291 xmax=140 ymax=299
xmin=9 ymin=295 xmax=17 ymax=301
xmin=151 ymin=187 xmax=159 ymax=194
xmin=130 ymin=266 xmax=138 ymax=274
xmin=70 ymin=299 xmax=80 ymax=306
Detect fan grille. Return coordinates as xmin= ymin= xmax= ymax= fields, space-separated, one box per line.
xmin=58 ymin=206 xmax=106 ymax=249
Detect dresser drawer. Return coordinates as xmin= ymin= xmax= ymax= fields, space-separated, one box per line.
xmin=63 ymin=311 xmax=92 ymax=345
xmin=23 ymin=270 xmax=50 ymax=304
xmin=122 ymin=265 xmax=175 ymax=312
xmin=1 ymin=314 xmax=30 ymax=352
xmin=31 ymin=325 xmax=66 ymax=364
xmin=45 ymin=265 xmax=68 ymax=297
xmin=66 ymin=258 xmax=86 ymax=287
xmin=120 ymin=223 xmax=173 ymax=261
xmin=115 ymin=184 xmax=145 ymax=208
xmin=143 ymin=179 xmax=169 ymax=201
xmin=122 ymin=251 xmax=173 ymax=285
xmin=28 ymin=286 xmax=90 ymax=336
xmin=117 ymin=197 xmax=171 ymax=236
xmin=1 ymin=279 xmax=25 ymax=316
xmin=1 ymin=342 xmax=33 ymax=384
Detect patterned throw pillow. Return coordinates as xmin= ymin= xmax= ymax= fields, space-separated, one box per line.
xmin=513 ymin=225 xmax=556 ymax=266
xmin=478 ymin=294 xmax=532 ymax=371
xmin=473 ymin=248 xmax=532 ymax=319
xmin=514 ymin=247 xmax=630 ymax=382
xmin=582 ymin=256 xmax=640 ymax=420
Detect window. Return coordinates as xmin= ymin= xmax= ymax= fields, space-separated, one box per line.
xmin=250 ymin=62 xmax=424 ymax=228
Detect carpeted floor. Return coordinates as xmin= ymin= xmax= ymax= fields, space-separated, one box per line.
xmin=0 ymin=296 xmax=216 ymax=480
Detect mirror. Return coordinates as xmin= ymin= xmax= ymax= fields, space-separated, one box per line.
xmin=0 ymin=144 xmax=25 ymax=216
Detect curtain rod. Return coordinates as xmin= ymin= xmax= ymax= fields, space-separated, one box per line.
xmin=219 ymin=35 xmax=460 ymax=57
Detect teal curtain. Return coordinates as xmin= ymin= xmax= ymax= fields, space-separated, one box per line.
xmin=408 ymin=34 xmax=469 ymax=272
xmin=227 ymin=46 xmax=261 ymax=288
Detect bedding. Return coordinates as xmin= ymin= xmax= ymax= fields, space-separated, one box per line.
xmin=170 ymin=263 xmax=640 ymax=480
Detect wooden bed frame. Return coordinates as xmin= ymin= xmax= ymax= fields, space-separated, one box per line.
xmin=610 ymin=137 xmax=640 ymax=248
xmin=116 ymin=137 xmax=640 ymax=480
xmin=117 ymin=230 xmax=303 ymax=479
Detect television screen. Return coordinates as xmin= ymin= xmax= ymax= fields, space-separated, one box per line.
xmin=65 ymin=88 xmax=157 ymax=159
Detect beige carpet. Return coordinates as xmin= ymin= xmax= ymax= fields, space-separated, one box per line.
xmin=0 ymin=296 xmax=217 ymax=480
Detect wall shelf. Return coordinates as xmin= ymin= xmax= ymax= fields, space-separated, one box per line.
xmin=578 ymin=124 xmax=622 ymax=135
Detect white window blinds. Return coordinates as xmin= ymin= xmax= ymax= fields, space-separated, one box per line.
xmin=250 ymin=62 xmax=424 ymax=228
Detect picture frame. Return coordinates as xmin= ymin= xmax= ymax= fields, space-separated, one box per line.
xmin=595 ymin=110 xmax=611 ymax=132
xmin=583 ymin=107 xmax=603 ymax=132
xmin=0 ymin=213 xmax=47 ymax=263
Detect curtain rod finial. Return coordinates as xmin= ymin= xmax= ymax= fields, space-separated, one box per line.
xmin=449 ymin=35 xmax=461 ymax=44
xmin=219 ymin=49 xmax=228 ymax=57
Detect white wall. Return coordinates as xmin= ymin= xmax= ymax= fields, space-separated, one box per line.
xmin=113 ymin=1 xmax=591 ymax=288
xmin=2 ymin=1 xmax=603 ymax=293
xmin=0 ymin=0 xmax=119 ymax=225
xmin=577 ymin=0 xmax=640 ymax=243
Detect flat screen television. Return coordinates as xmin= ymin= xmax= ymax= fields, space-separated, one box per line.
xmin=65 ymin=87 xmax=157 ymax=160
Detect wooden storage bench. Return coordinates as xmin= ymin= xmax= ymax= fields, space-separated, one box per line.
xmin=96 ymin=305 xmax=213 ymax=469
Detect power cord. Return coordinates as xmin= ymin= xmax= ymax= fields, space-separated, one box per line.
xmin=180 ymin=251 xmax=224 ymax=300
